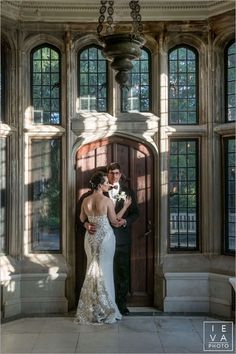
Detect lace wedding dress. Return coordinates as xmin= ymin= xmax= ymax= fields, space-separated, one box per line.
xmin=75 ymin=215 xmax=122 ymax=324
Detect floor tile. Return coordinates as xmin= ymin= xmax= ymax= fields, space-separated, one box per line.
xmin=1 ymin=333 xmax=39 ymax=353
xmin=1 ymin=318 xmax=46 ymax=334
xmin=41 ymin=317 xmax=80 ymax=333
xmin=118 ymin=331 xmax=164 ymax=353
xmin=76 ymin=332 xmax=119 ymax=353
xmin=119 ymin=317 xmax=157 ymax=333
xmin=31 ymin=333 xmax=79 ymax=353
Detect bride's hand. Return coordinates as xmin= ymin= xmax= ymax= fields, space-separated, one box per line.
xmin=124 ymin=196 xmax=132 ymax=208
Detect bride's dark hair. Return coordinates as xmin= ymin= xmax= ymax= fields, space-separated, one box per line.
xmin=89 ymin=171 xmax=106 ymax=190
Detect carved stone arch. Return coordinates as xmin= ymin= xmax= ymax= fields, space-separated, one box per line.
xmin=164 ymin=33 xmax=207 ymax=55
xmin=143 ymin=34 xmax=158 ymax=55
xmin=1 ymin=31 xmax=17 ymax=53
xmin=72 ymin=131 xmax=159 ymax=162
xmin=213 ymin=32 xmax=235 ymax=53
xmin=73 ymin=33 xmax=102 ymax=54
xmin=23 ymin=33 xmax=64 ymax=56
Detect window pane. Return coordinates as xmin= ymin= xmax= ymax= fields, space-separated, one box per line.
xmin=168 ymin=46 xmax=198 ymax=124
xmin=78 ymin=46 xmax=107 ymax=112
xmin=30 ymin=139 xmax=61 ymax=252
xmin=31 ymin=46 xmax=61 ymax=124
xmin=0 ymin=138 xmax=7 ymax=254
xmin=224 ymin=137 xmax=236 ymax=254
xmin=169 ymin=139 xmax=199 ymax=250
xmin=226 ymin=41 xmax=236 ymax=122
xmin=121 ymin=48 xmax=150 ymax=112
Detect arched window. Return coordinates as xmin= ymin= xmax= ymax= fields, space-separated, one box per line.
xmin=121 ymin=48 xmax=150 ymax=112
xmin=78 ymin=46 xmax=108 ymax=112
xmin=1 ymin=42 xmax=6 ymax=122
xmin=31 ymin=44 xmax=61 ymax=124
xmin=225 ymin=40 xmax=235 ymax=122
xmin=168 ymin=45 xmax=198 ymax=124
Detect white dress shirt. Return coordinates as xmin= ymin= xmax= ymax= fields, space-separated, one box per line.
xmin=108 ymin=182 xmax=120 ymax=204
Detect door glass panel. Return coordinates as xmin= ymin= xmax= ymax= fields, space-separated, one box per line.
xmin=30 ymin=139 xmax=61 ymax=252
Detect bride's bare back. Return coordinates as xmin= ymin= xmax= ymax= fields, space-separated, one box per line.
xmin=80 ymin=172 xmax=131 ymax=228
xmin=83 ymin=193 xmax=110 ymax=217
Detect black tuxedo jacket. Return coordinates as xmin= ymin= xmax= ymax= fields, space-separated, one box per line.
xmin=107 ymin=184 xmax=139 ymax=246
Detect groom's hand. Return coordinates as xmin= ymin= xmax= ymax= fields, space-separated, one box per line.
xmin=84 ymin=222 xmax=96 ymax=234
xmin=112 ymin=218 xmax=127 ymax=228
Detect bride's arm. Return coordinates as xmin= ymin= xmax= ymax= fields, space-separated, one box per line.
xmin=116 ymin=196 xmax=131 ymax=219
xmin=107 ymin=199 xmax=123 ymax=227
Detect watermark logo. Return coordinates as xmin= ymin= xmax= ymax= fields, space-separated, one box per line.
xmin=203 ymin=321 xmax=234 ymax=352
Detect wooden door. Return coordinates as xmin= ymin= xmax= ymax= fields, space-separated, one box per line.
xmin=75 ymin=136 xmax=154 ymax=306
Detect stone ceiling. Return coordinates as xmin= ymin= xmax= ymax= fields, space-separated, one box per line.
xmin=1 ymin=0 xmax=235 ymax=22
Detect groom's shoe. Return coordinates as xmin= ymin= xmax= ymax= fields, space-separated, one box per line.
xmin=120 ymin=307 xmax=130 ymax=316
xmin=123 ymin=308 xmax=130 ymax=316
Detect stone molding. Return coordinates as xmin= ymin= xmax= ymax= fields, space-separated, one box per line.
xmin=1 ymin=1 xmax=234 ymax=22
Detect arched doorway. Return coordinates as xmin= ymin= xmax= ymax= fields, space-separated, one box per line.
xmin=75 ymin=135 xmax=155 ymax=306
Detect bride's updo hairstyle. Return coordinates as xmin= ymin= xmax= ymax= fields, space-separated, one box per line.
xmin=89 ymin=171 xmax=106 ymax=190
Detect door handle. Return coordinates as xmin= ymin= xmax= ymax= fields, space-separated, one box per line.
xmin=144 ymin=220 xmax=153 ymax=237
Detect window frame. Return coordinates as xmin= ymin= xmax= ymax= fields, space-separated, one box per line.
xmin=30 ymin=43 xmax=62 ymax=125
xmin=168 ymin=44 xmax=199 ymax=125
xmin=168 ymin=137 xmax=200 ymax=252
xmin=77 ymin=44 xmax=108 ymax=112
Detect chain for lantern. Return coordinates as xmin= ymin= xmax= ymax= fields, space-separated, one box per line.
xmin=97 ymin=0 xmax=142 ymax=38
xmin=129 ymin=1 xmax=143 ymax=35
xmin=97 ymin=0 xmax=114 ymax=37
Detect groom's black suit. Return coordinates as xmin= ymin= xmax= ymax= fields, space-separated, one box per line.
xmin=109 ymin=183 xmax=139 ymax=314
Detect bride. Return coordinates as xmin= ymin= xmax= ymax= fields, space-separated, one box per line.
xmin=75 ymin=171 xmax=131 ymax=324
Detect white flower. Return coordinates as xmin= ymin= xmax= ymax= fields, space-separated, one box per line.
xmin=116 ymin=191 xmax=127 ymax=202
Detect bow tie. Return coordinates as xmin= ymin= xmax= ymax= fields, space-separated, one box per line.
xmin=109 ymin=185 xmax=118 ymax=190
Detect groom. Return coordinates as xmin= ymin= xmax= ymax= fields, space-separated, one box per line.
xmin=84 ymin=162 xmax=139 ymax=315
xmin=106 ymin=162 xmax=139 ymax=315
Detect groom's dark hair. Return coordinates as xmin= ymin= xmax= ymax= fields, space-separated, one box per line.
xmin=107 ymin=162 xmax=121 ymax=172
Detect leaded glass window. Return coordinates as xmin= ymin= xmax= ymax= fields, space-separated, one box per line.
xmin=168 ymin=46 xmax=198 ymax=124
xmin=31 ymin=45 xmax=61 ymax=124
xmin=225 ymin=41 xmax=236 ymax=122
xmin=0 ymin=137 xmax=8 ymax=254
xmin=30 ymin=139 xmax=61 ymax=252
xmin=78 ymin=46 xmax=107 ymax=111
xmin=169 ymin=139 xmax=199 ymax=250
xmin=224 ymin=137 xmax=235 ymax=254
xmin=121 ymin=48 xmax=150 ymax=112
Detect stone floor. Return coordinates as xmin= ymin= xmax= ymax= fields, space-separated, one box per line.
xmin=1 ymin=308 xmax=235 ymax=354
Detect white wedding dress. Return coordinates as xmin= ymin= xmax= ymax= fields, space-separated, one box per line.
xmin=75 ymin=215 xmax=122 ymax=324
